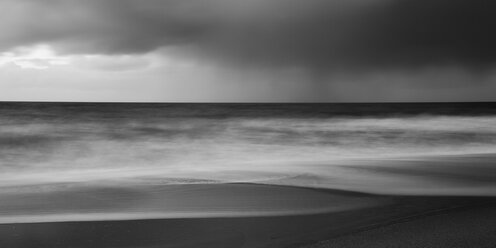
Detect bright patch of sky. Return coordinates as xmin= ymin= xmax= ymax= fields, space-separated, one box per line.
xmin=0 ymin=45 xmax=70 ymax=70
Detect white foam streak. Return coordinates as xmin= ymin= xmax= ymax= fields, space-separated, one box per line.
xmin=1 ymin=115 xmax=496 ymax=195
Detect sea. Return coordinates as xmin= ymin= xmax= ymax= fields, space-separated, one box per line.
xmin=1 ymin=102 xmax=496 ymax=196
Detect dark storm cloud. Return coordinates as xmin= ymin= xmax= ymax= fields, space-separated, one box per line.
xmin=1 ymin=0 xmax=495 ymax=70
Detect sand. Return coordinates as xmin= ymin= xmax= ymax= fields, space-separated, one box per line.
xmin=0 ymin=183 xmax=389 ymax=223
xmin=1 ymin=182 xmax=495 ymax=248
xmin=303 ymin=201 xmax=496 ymax=248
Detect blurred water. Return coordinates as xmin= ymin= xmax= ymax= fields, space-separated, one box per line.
xmin=1 ymin=102 xmax=495 ymax=195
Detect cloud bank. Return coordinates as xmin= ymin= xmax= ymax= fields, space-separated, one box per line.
xmin=1 ymin=0 xmax=495 ymax=71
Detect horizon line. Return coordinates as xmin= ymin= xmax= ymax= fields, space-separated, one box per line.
xmin=0 ymin=100 xmax=495 ymax=104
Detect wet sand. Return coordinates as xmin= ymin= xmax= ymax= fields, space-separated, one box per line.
xmin=304 ymin=200 xmax=496 ymax=248
xmin=1 ymin=182 xmax=494 ymax=248
xmin=0 ymin=183 xmax=389 ymax=223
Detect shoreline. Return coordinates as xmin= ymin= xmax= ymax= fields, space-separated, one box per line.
xmin=1 ymin=183 xmax=495 ymax=248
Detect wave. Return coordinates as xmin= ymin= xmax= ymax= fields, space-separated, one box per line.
xmin=0 ymin=102 xmax=496 ymax=196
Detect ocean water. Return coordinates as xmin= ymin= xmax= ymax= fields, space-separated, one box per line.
xmin=1 ymin=102 xmax=496 ymax=195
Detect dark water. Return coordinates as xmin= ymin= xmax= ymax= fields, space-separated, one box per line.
xmin=1 ymin=102 xmax=496 ymax=195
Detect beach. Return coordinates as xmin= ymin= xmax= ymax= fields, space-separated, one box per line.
xmin=1 ymin=103 xmax=496 ymax=247
xmin=1 ymin=0 xmax=496 ymax=242
xmin=1 ymin=182 xmax=495 ymax=248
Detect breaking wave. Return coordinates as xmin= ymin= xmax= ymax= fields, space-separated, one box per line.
xmin=0 ymin=102 xmax=495 ymax=195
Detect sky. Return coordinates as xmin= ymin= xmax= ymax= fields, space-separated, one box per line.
xmin=1 ymin=0 xmax=495 ymax=102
